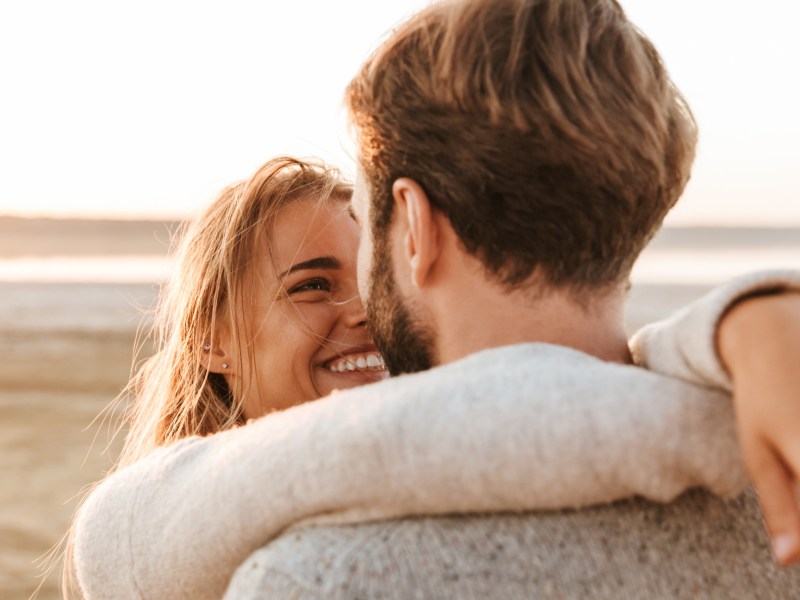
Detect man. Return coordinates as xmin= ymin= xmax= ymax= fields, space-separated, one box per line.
xmin=346 ymin=0 xmax=800 ymax=565
xmin=73 ymin=1 xmax=800 ymax=598
xmin=226 ymin=0 xmax=800 ymax=596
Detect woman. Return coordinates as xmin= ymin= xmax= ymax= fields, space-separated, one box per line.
xmin=117 ymin=156 xmax=386 ymax=468
xmin=67 ymin=156 xmax=800 ymax=598
xmin=62 ymin=156 xmax=390 ymax=596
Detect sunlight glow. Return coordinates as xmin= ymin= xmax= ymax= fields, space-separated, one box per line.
xmin=0 ymin=0 xmax=797 ymax=224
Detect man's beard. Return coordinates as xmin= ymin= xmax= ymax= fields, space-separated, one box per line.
xmin=365 ymin=231 xmax=436 ymax=376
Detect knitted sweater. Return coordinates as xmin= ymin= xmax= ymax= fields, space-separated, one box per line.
xmin=73 ymin=271 xmax=800 ymax=599
xmin=225 ymin=489 xmax=799 ymax=599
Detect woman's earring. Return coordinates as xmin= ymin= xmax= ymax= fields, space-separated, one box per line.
xmin=222 ymin=363 xmax=228 ymax=369
xmin=203 ymin=344 xmax=211 ymax=352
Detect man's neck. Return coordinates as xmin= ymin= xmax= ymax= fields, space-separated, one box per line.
xmin=433 ymin=281 xmax=632 ymax=366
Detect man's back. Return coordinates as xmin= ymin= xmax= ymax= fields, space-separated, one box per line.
xmin=226 ymin=488 xmax=799 ymax=599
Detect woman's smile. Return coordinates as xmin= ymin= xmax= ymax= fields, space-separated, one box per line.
xmin=324 ymin=350 xmax=386 ymax=373
xmin=314 ymin=347 xmax=388 ymax=392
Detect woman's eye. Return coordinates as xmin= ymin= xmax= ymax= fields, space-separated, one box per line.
xmin=289 ymin=278 xmax=332 ymax=295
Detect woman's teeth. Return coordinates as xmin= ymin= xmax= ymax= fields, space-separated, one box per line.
xmin=327 ymin=352 xmax=386 ymax=373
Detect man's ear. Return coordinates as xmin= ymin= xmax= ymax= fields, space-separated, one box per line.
xmin=392 ymin=177 xmax=441 ymax=288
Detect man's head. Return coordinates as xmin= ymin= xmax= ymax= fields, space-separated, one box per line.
xmin=346 ymin=0 xmax=697 ymax=373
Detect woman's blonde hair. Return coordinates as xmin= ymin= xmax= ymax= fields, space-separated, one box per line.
xmin=58 ymin=156 xmax=351 ymax=598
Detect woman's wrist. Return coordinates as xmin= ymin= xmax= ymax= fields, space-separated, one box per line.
xmin=716 ymin=290 xmax=800 ymax=381
xmin=715 ymin=289 xmax=800 ymax=566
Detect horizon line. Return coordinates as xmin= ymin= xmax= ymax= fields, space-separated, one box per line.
xmin=2 ymin=213 xmax=800 ymax=230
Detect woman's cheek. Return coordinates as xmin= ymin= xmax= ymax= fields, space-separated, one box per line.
xmin=293 ymin=302 xmax=337 ymax=335
xmin=291 ymin=303 xmax=337 ymax=369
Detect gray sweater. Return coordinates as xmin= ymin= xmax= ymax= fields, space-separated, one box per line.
xmin=226 ymin=489 xmax=799 ymax=599
xmin=73 ymin=271 xmax=800 ymax=599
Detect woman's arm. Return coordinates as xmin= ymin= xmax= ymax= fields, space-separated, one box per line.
xmin=630 ymin=269 xmax=800 ymax=391
xmin=717 ymin=291 xmax=800 ymax=565
xmin=73 ymin=348 xmax=745 ymax=599
xmin=630 ymin=269 xmax=800 ymax=566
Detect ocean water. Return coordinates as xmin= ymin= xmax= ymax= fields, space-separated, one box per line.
xmin=1 ymin=234 xmax=798 ymax=290
xmin=0 ymin=282 xmax=158 ymax=333
xmin=0 ymin=229 xmax=797 ymax=333
xmin=632 ymin=247 xmax=800 ymax=284
xmin=0 ymin=246 xmax=795 ymax=338
xmin=3 ymin=226 xmax=786 ymax=323
xmin=0 ymin=255 xmax=173 ymax=284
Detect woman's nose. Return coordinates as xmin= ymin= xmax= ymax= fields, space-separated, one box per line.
xmin=341 ymin=293 xmax=367 ymax=328
xmin=342 ymin=295 xmax=368 ymax=329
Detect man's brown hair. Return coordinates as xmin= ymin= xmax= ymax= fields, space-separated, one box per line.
xmin=345 ymin=0 xmax=697 ymax=291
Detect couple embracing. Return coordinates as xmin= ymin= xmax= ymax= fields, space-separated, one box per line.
xmin=71 ymin=0 xmax=800 ymax=598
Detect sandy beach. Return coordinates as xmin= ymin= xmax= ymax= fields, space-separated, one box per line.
xmin=1 ymin=218 xmax=797 ymax=599
xmin=1 ymin=282 xmax=156 ymax=599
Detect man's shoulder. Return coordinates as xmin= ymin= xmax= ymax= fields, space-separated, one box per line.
xmin=338 ymin=342 xmax=689 ymax=405
xmin=224 ymin=489 xmax=799 ymax=600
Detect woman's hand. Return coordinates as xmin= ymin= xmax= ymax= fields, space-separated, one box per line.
xmin=718 ymin=291 xmax=800 ymax=566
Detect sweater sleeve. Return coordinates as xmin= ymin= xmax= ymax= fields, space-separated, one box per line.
xmin=629 ymin=269 xmax=800 ymax=393
xmin=72 ymin=349 xmax=747 ymax=600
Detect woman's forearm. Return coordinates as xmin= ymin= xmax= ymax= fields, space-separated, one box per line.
xmin=73 ymin=346 xmax=745 ymax=599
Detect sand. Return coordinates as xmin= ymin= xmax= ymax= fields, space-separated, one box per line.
xmin=1 ymin=283 xmax=155 ymax=599
xmin=1 ymin=391 xmax=124 ymax=599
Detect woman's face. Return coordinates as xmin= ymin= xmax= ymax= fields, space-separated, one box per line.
xmin=225 ymin=196 xmax=387 ymax=419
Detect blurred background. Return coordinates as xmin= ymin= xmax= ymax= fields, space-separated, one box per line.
xmin=1 ymin=1 xmax=798 ymax=597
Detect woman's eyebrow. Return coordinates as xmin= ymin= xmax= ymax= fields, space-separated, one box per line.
xmin=278 ymin=256 xmax=341 ymax=280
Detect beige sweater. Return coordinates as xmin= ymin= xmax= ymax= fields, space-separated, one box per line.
xmin=73 ymin=271 xmax=800 ymax=599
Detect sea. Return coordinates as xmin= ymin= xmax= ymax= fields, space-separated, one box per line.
xmin=0 ymin=222 xmax=798 ymax=332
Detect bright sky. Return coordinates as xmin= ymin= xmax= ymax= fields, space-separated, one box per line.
xmin=1 ymin=0 xmax=798 ymax=225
